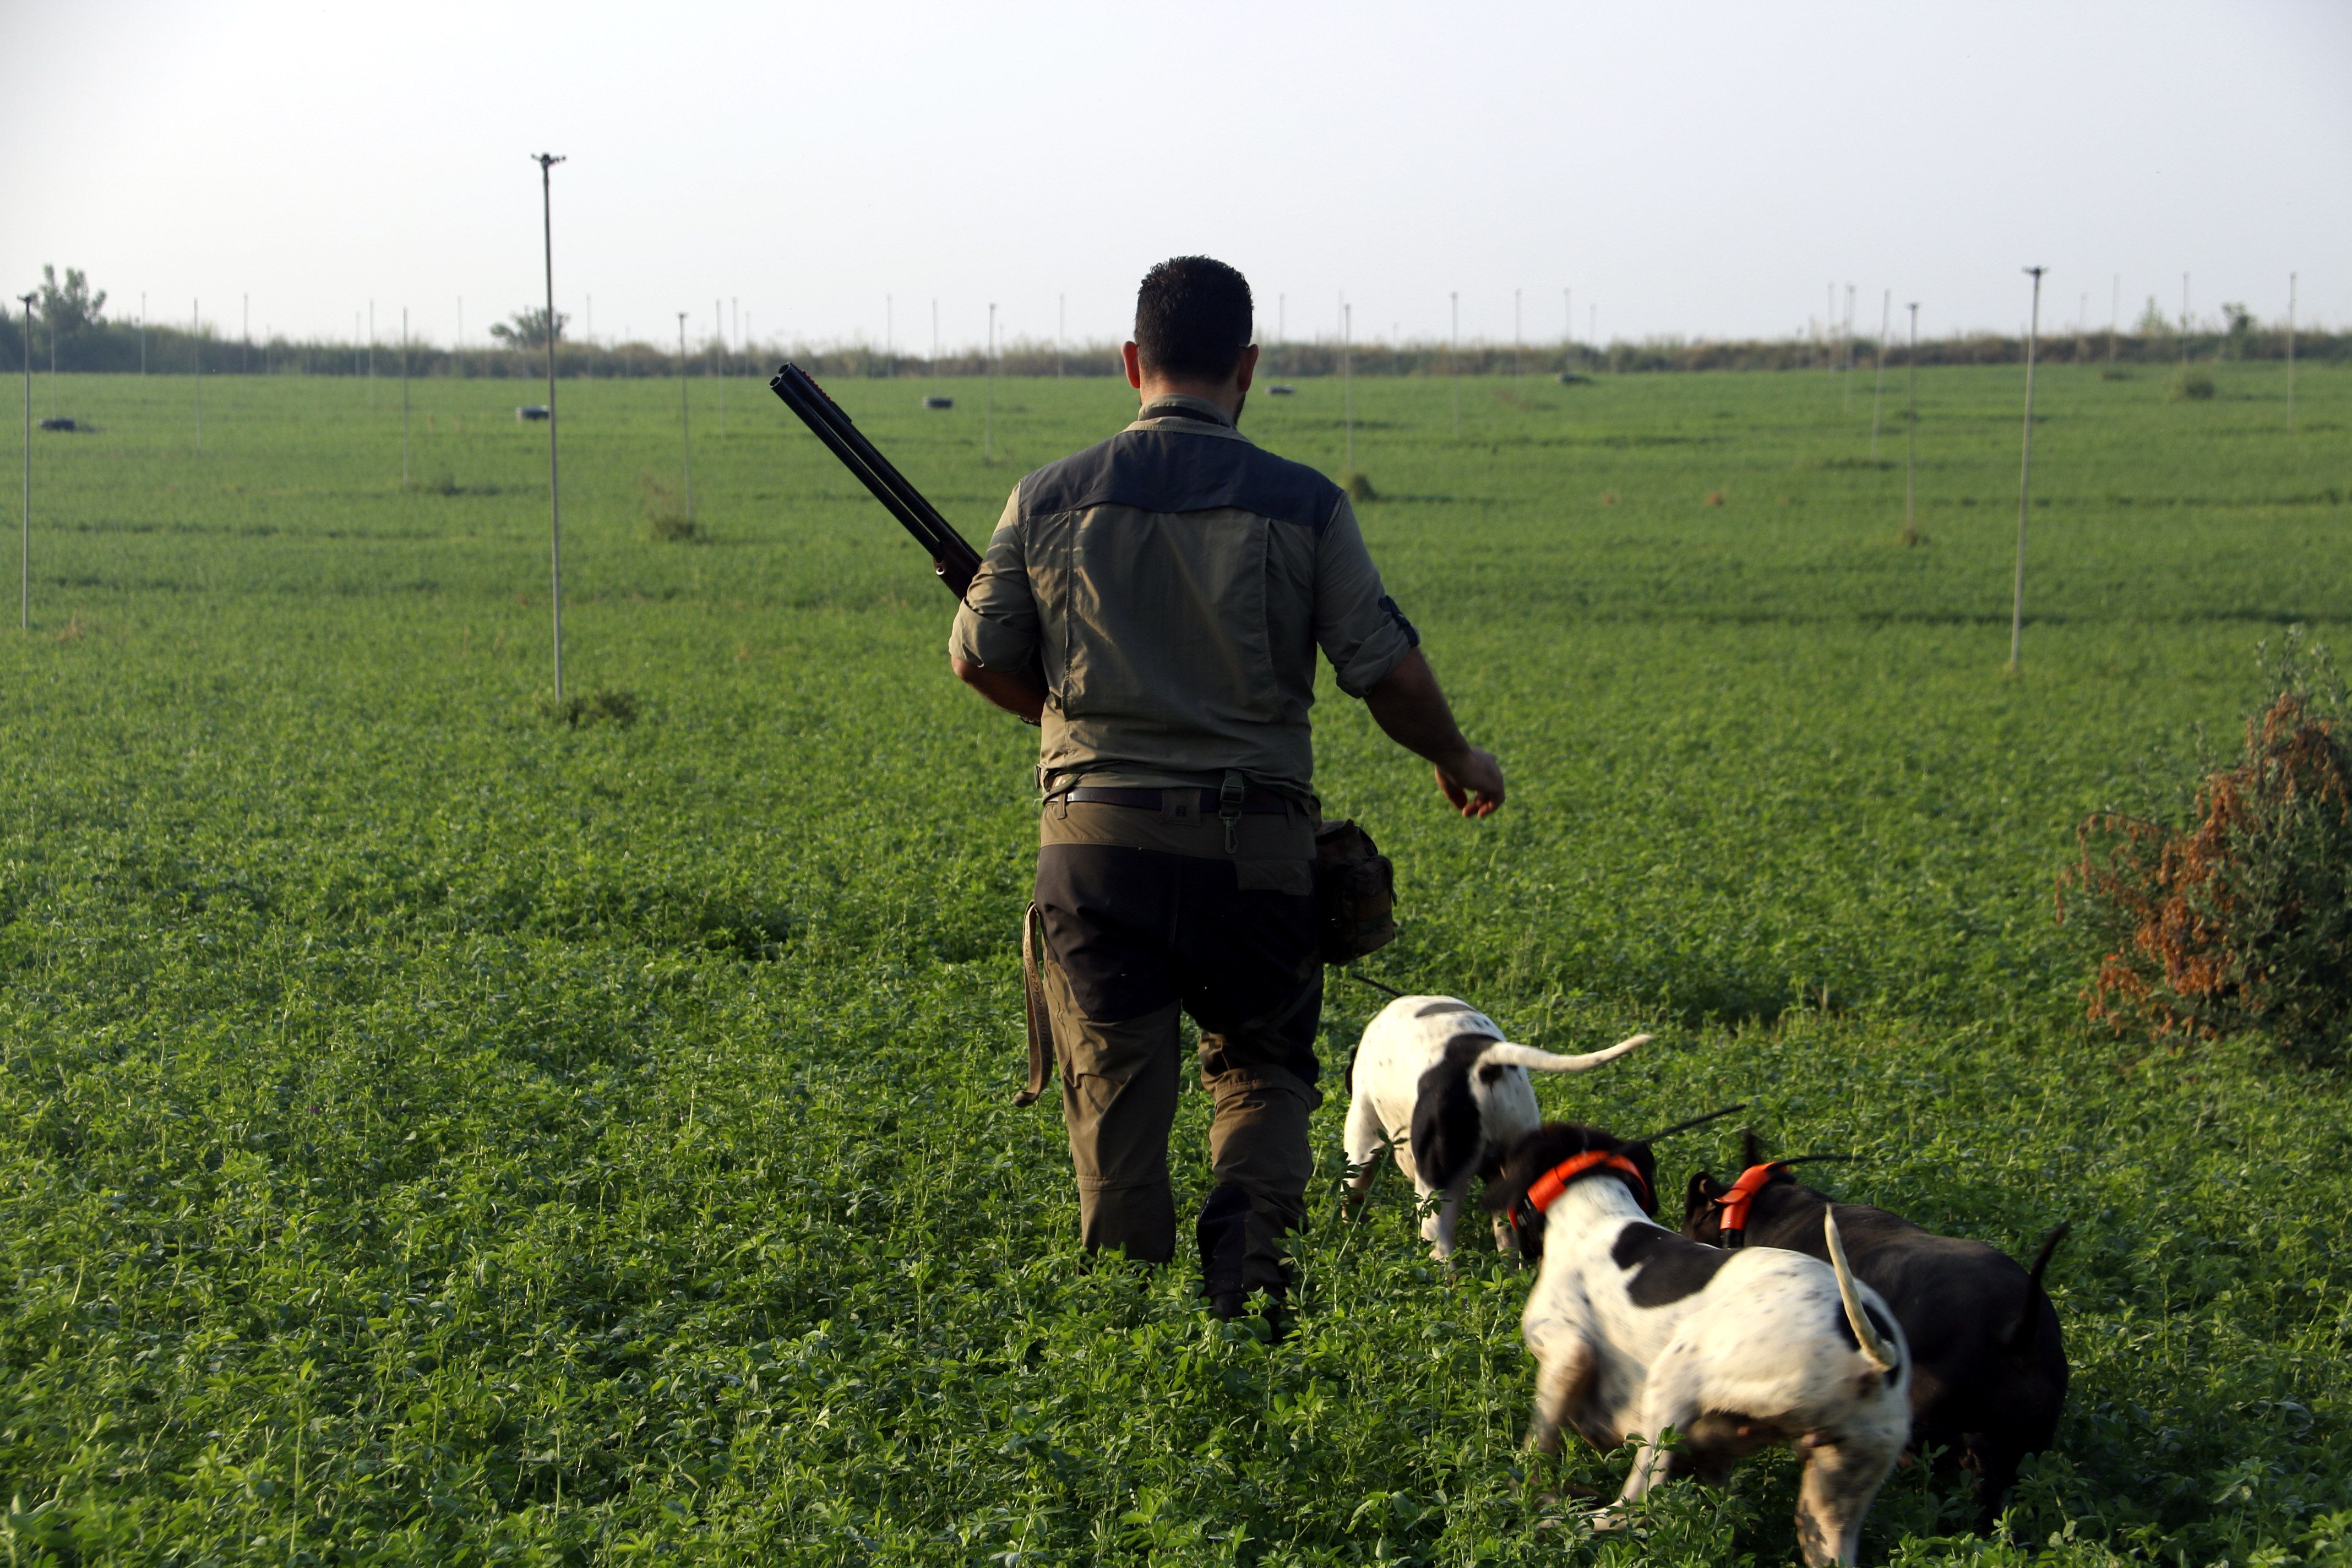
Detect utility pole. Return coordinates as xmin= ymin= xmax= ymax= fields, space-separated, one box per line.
xmin=2010 ymin=268 xmax=2045 ymax=673
xmin=242 ymin=293 xmax=249 ymax=375
xmin=47 ymin=303 xmax=57 ymax=420
xmin=1563 ymin=286 xmax=1572 ymax=369
xmin=1870 ymin=289 xmax=1891 ymax=459
xmin=1277 ymin=294 xmax=1285 ymax=345
xmin=2108 ymin=274 xmax=2119 ymax=366
xmin=2286 ymin=272 xmax=2297 ymax=432
xmin=985 ymin=303 xmax=997 ymax=462
xmin=885 ymin=294 xmax=894 ymax=372
xmin=1450 ymin=292 xmax=1460 ymax=438
xmin=715 ymin=298 xmax=725 ymax=438
xmin=19 ymin=292 xmax=32 ymax=630
xmin=1904 ymin=303 xmax=1919 ymax=541
xmin=193 ymin=300 xmax=202 ymax=451
xmin=368 ymin=300 xmax=375 ymax=405
xmin=2179 ymin=272 xmax=2190 ymax=363
xmin=1342 ymin=302 xmax=1355 ymax=475
xmin=532 ymin=152 xmax=568 ymax=706
xmin=1057 ymin=293 xmax=1065 ymax=379
xmin=677 ymin=313 xmax=693 ymax=521
xmin=1513 ymin=287 xmax=1523 ymax=380
xmin=139 ymin=292 xmax=146 ymax=375
xmin=400 ymin=307 xmax=411 ymax=487
xmin=1842 ymin=283 xmax=1856 ymax=411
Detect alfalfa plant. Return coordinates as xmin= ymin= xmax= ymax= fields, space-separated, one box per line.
xmin=643 ymin=472 xmax=701 ymax=542
xmin=2059 ymin=629 xmax=2352 ymax=1061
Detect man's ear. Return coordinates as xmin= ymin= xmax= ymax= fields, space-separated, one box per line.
xmin=1233 ymin=342 xmax=1259 ymax=393
xmin=1121 ymin=341 xmax=1144 ymax=390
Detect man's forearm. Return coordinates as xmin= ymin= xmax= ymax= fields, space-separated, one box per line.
xmin=1364 ymin=649 xmax=1473 ymax=766
xmin=951 ymin=656 xmax=1047 ymax=724
xmin=1364 ymin=649 xmax=1505 ymax=816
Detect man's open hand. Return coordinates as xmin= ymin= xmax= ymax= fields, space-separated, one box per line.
xmin=1435 ymin=746 xmax=1505 ymax=818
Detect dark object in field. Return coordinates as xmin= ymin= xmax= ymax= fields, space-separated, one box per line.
xmin=2059 ymin=634 xmax=2352 ymax=1058
xmin=1267 ymin=383 xmax=1295 ymax=395
xmin=37 ymin=416 xmax=78 ymax=432
xmin=771 ymin=362 xmax=984 ymax=598
xmin=922 ymin=395 xmax=954 ymax=410
xmin=1681 ymin=1133 xmax=2068 ymax=1529
xmin=541 ymin=687 xmax=639 ymax=727
xmin=1558 ymin=372 xmax=1591 ymax=385
xmin=1344 ymin=471 xmax=1377 ymax=503
xmin=516 ymin=405 xmax=551 ymax=422
xmin=2170 ymin=367 xmax=2216 ymax=402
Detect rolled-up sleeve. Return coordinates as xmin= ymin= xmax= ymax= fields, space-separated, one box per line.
xmin=1312 ymin=495 xmax=1420 ymax=697
xmin=948 ymin=491 xmax=1037 ymax=669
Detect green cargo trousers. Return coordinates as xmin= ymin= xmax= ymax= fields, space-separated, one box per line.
xmin=1035 ymin=796 xmax=1324 ymax=1299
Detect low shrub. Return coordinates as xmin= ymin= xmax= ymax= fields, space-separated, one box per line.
xmin=1344 ymin=470 xmax=1378 ymax=503
xmin=540 ymin=687 xmax=642 ymax=727
xmin=2170 ymin=367 xmax=2216 ymax=401
xmin=2059 ymin=631 xmax=2352 ymax=1060
xmin=642 ymin=473 xmax=701 ymax=541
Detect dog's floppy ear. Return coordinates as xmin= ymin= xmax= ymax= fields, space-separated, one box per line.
xmin=1622 ymin=1140 xmax=1662 ymax=1217
xmin=1411 ymin=1059 xmax=1483 ymax=1195
xmin=1681 ymin=1169 xmax=1727 ymax=1240
xmin=1740 ymin=1127 xmax=1766 ymax=1169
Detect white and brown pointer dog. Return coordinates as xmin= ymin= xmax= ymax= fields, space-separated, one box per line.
xmin=1487 ymin=1124 xmax=1913 ymax=1568
xmin=1342 ymin=994 xmax=1648 ymax=1257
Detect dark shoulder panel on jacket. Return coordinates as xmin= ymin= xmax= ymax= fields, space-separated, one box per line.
xmin=1019 ymin=429 xmax=1343 ymax=532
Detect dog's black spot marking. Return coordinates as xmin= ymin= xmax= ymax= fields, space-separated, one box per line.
xmin=1827 ymin=1300 xmax=1902 ymax=1373
xmin=1412 ymin=1055 xmax=1485 ymax=1193
xmin=1414 ymin=999 xmax=1482 ymax=1019
xmin=1478 ymin=1063 xmax=1506 ymax=1086
xmin=1611 ymin=1222 xmax=1732 ymax=1306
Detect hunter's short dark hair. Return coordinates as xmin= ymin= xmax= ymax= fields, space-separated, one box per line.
xmin=1134 ymin=257 xmax=1254 ymax=380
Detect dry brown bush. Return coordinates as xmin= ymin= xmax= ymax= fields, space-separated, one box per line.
xmin=2059 ymin=635 xmax=2352 ymax=1059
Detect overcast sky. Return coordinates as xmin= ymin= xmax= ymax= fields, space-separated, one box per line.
xmin=5 ymin=1 xmax=2345 ymax=354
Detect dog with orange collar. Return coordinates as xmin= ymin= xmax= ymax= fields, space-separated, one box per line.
xmin=1683 ymin=1133 xmax=2069 ymax=1529
xmin=1340 ymin=994 xmax=1648 ymax=1258
xmin=1485 ymin=1123 xmax=1912 ymax=1568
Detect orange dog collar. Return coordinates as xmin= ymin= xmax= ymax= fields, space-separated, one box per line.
xmin=1716 ymin=1161 xmax=1790 ymax=1248
xmin=1527 ymin=1149 xmax=1652 ymax=1215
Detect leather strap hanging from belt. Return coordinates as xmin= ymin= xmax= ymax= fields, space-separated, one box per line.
xmin=1016 ymin=900 xmax=1054 ymax=1107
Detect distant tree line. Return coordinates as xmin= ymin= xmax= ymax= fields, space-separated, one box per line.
xmin=2 ymin=266 xmax=2340 ymax=377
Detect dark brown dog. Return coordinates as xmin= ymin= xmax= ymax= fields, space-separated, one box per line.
xmin=1682 ymin=1135 xmax=2067 ymax=1529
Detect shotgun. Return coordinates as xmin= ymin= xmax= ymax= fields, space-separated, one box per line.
xmin=769 ymin=363 xmax=984 ymax=598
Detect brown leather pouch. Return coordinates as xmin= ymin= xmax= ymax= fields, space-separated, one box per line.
xmin=1314 ymin=820 xmax=1397 ymax=963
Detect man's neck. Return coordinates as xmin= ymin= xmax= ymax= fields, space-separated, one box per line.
xmin=1137 ymin=382 xmax=1242 ymax=421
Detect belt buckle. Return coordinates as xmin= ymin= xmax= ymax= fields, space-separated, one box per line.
xmin=1218 ymin=771 xmax=1246 ymax=854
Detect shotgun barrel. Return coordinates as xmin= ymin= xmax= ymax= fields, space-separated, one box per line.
xmin=769 ymin=363 xmax=984 ymax=598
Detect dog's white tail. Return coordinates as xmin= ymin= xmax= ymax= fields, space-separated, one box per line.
xmin=1481 ymin=1034 xmax=1651 ymax=1074
xmin=1823 ymin=1208 xmax=1901 ymax=1374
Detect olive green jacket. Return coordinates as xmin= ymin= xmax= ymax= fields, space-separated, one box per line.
xmin=950 ymin=393 xmax=1419 ymax=796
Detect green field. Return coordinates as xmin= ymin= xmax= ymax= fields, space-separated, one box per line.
xmin=2 ymin=359 xmax=2348 ymax=1565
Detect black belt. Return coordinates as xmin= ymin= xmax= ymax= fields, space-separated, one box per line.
xmin=1063 ymin=786 xmax=1292 ymax=815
